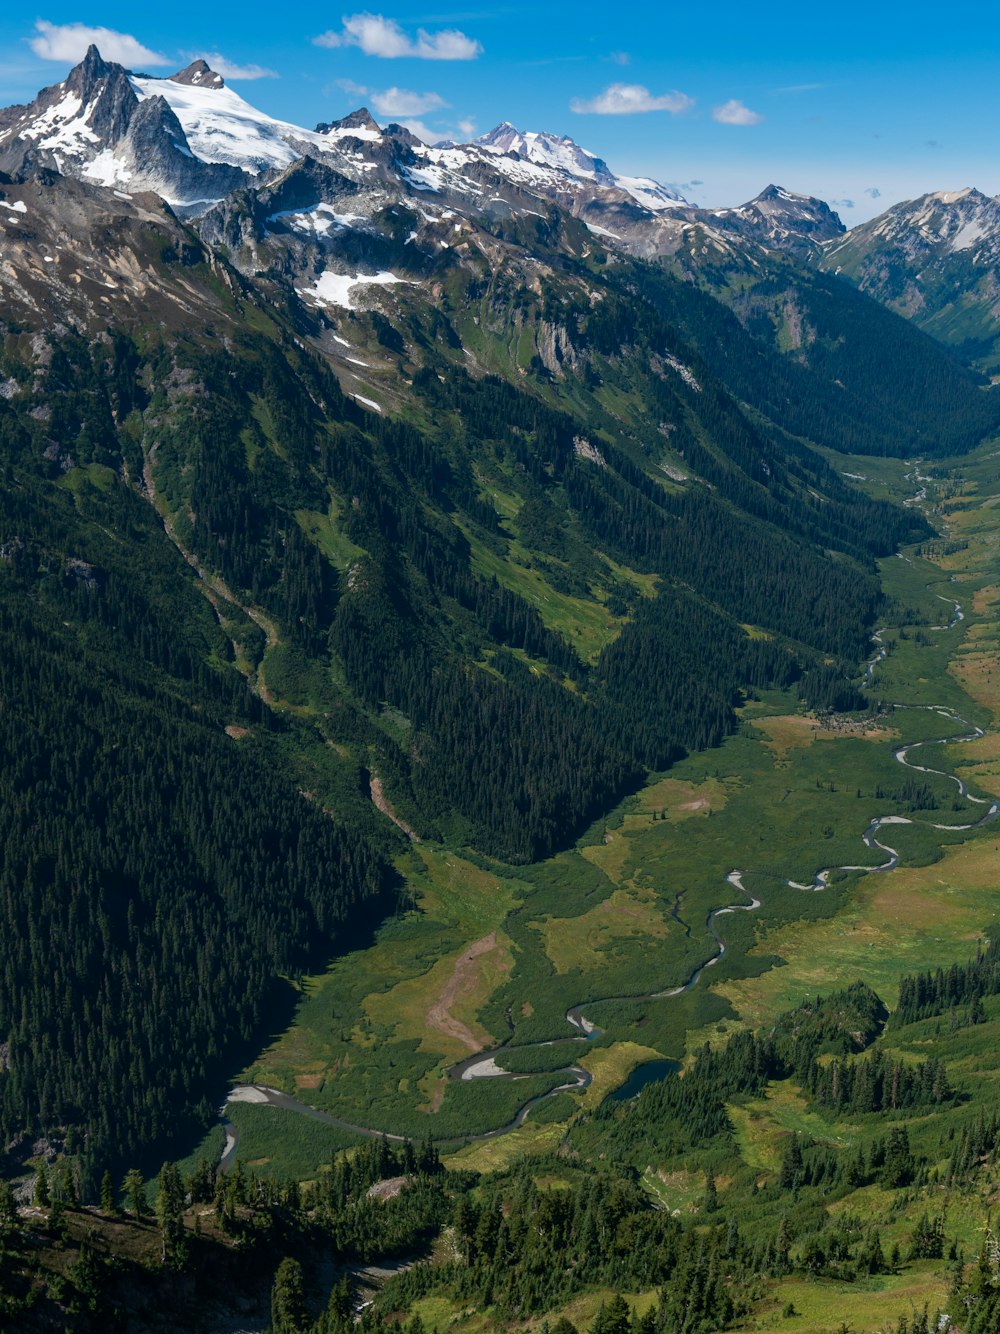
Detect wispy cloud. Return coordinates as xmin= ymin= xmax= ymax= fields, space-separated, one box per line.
xmin=28 ymin=19 xmax=170 ymax=66
xmin=335 ymin=79 xmax=448 ymax=118
xmin=397 ymin=119 xmax=439 ymax=142
xmin=337 ymin=78 xmax=370 ymax=98
xmin=712 ymin=99 xmax=763 ymax=126
xmin=369 ymin=86 xmax=448 ymax=117
xmin=864 ymin=186 xmax=881 ymax=199
xmin=571 ymin=82 xmax=694 ymax=115
xmin=196 ymin=52 xmax=278 ymax=80
xmin=333 ymin=76 xmax=471 ymax=141
xmin=313 ymin=13 xmax=482 ymax=60
xmin=608 ymin=50 xmax=630 ymax=66
xmin=831 ymin=197 xmax=855 ymax=208
xmin=771 ymin=81 xmax=829 ymax=95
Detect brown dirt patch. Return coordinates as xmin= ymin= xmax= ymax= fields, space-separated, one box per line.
xmin=367 ymin=1176 xmax=407 ymax=1202
xmin=224 ymin=724 xmax=250 ymax=739
xmin=370 ymin=773 xmax=419 ymax=841
xmin=425 ymin=932 xmax=501 ymax=1053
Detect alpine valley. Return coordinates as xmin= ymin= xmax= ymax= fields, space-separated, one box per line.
xmin=4 ymin=46 xmax=1000 ymax=1334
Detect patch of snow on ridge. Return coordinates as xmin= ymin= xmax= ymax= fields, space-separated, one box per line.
xmin=585 ymin=222 xmax=622 ymax=240
xmin=950 ymin=218 xmax=987 ymax=252
xmin=267 ymin=203 xmax=365 ymax=236
xmin=298 ymin=270 xmax=411 ymax=311
xmin=614 ymin=174 xmax=689 ymax=212
xmin=0 ymin=200 xmax=27 ymax=215
xmin=322 ymin=123 xmax=381 ymax=144
xmin=83 ymin=148 xmax=133 ymax=189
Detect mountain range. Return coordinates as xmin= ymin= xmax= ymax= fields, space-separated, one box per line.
xmin=4 ymin=47 xmax=1000 ymax=371
xmin=1 ymin=45 xmax=999 ymax=1194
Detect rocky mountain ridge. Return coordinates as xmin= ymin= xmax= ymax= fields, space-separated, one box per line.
xmin=0 ymin=48 xmax=843 ymax=256
xmin=819 ymin=186 xmax=1000 ymax=371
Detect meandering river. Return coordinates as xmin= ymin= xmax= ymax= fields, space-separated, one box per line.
xmin=219 ymin=471 xmax=996 ymax=1161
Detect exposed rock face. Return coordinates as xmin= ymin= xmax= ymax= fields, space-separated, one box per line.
xmin=170 ymin=59 xmax=225 ymax=89
xmin=316 ymin=108 xmax=381 ymax=135
xmin=711 ymin=185 xmax=846 ymax=256
xmin=0 ymin=46 xmax=249 ymax=207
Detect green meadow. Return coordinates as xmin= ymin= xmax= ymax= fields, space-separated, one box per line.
xmin=207 ymin=444 xmax=1000 ymax=1185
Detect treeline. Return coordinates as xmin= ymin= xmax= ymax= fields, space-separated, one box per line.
xmin=893 ymin=934 xmax=1000 ymax=1026
xmin=576 ymin=981 xmax=949 ymax=1167
xmin=807 ymin=1050 xmax=953 ymax=1114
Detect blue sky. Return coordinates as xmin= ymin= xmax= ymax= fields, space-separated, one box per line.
xmin=2 ymin=2 xmax=998 ymax=222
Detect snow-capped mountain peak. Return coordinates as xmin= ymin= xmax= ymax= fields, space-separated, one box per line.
xmin=711 ymin=184 xmax=845 ymax=254
xmin=474 ymin=121 xmax=688 ymax=212
xmin=825 ymin=186 xmax=1000 ymax=262
xmin=317 ymin=107 xmax=381 ymax=137
xmin=129 ymin=71 xmax=324 ymax=176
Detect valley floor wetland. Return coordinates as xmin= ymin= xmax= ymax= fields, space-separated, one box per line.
xmin=213 ymin=449 xmax=1000 ymax=1175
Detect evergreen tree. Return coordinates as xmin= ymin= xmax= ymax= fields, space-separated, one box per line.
xmin=33 ymin=1164 xmax=50 ymax=1208
xmin=155 ymin=1162 xmax=186 ymax=1266
xmin=271 ymin=1256 xmax=307 ymax=1334
xmin=100 ymin=1170 xmax=118 ymax=1215
xmin=123 ymin=1168 xmax=147 ymax=1218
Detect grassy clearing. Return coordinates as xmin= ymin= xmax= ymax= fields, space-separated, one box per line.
xmin=532 ymin=887 xmax=673 ymax=976
xmin=296 ymin=500 xmax=365 ymax=570
xmin=223 ymin=1102 xmax=361 ymax=1180
xmin=756 ymin=1266 xmax=948 ymax=1334
xmin=730 ymin=1082 xmax=862 ymax=1176
xmin=440 ymin=1121 xmax=567 ymax=1173
xmin=364 ymin=929 xmax=514 ymax=1061
xmin=463 ymin=526 xmax=625 ymax=664
xmin=702 ymin=832 xmax=999 ymax=1042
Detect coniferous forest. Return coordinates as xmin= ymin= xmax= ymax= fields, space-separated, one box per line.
xmin=1 ymin=66 xmax=1000 ymax=1329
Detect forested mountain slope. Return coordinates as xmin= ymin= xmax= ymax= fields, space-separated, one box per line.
xmin=1 ymin=49 xmax=996 ymax=1193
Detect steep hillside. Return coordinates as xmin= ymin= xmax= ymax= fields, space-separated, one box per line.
xmin=820 ymin=187 xmax=1000 ymax=373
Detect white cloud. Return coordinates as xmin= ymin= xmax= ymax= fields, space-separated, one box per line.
xmin=369 ymin=86 xmax=447 ymax=118
xmin=457 ymin=116 xmax=476 ymax=139
xmin=313 ymin=13 xmax=482 ymax=60
xmin=198 ymin=52 xmax=278 ymax=80
xmin=28 ymin=19 xmax=171 ymax=66
xmin=608 ymin=50 xmax=630 ymax=66
xmin=712 ymin=99 xmax=763 ymax=126
xmin=337 ymin=77 xmax=370 ymax=98
xmin=570 ymin=83 xmax=694 ymax=116
xmin=397 ymin=119 xmax=438 ymax=143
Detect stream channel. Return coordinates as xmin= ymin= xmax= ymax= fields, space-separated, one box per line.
xmin=219 ymin=470 xmax=997 ymax=1164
